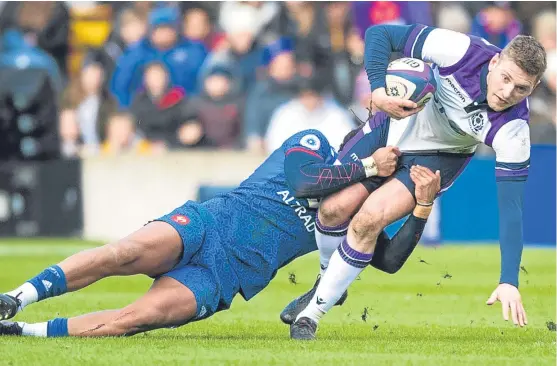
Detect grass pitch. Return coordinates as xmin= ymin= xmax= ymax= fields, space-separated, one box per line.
xmin=0 ymin=239 xmax=555 ymax=365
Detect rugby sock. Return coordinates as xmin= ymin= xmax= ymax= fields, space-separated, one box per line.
xmin=19 ymin=322 xmax=48 ymax=337
xmin=297 ymin=238 xmax=372 ymax=323
xmin=46 ymin=318 xmax=69 ymax=337
xmin=315 ymin=216 xmax=349 ymax=276
xmin=7 ymin=265 xmax=68 ymax=309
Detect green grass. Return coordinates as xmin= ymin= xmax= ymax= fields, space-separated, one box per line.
xmin=0 ymin=239 xmax=555 ymax=365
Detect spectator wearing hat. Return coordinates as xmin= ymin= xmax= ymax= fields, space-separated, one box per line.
xmin=243 ymin=37 xmax=299 ymax=153
xmin=0 ymin=28 xmax=62 ymax=94
xmin=130 ymin=62 xmax=189 ymax=150
xmin=264 ymin=75 xmax=354 ymax=153
xmin=177 ymin=63 xmax=244 ymax=149
xmin=110 ymin=6 xmax=208 ymax=108
xmin=200 ymin=3 xmax=265 ymax=94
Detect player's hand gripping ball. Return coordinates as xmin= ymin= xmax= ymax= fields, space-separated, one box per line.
xmin=386 ymin=58 xmax=437 ymax=107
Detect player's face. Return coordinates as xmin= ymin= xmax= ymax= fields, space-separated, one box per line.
xmin=487 ymin=54 xmax=539 ymax=111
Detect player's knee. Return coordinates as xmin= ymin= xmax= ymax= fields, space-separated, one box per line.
xmin=319 ymin=199 xmax=351 ymax=227
xmin=351 ymin=208 xmax=385 ymax=241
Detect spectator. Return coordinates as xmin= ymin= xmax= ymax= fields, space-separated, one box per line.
xmin=86 ymin=7 xmax=147 ymax=83
xmin=0 ymin=29 xmax=62 ymax=94
xmin=58 ymin=108 xmax=82 ymax=159
xmin=324 ymin=2 xmax=364 ymax=106
xmin=201 ymin=2 xmax=264 ymax=93
xmin=100 ymin=112 xmax=152 ymax=155
xmin=0 ymin=2 xmax=70 ymax=76
xmin=265 ymin=76 xmax=354 ymax=153
xmin=282 ymin=2 xmax=329 ymax=79
xmin=243 ymin=37 xmax=299 ymax=153
xmin=220 ymin=1 xmax=282 ymax=45
xmin=351 ymin=1 xmax=433 ymax=37
xmin=530 ymin=50 xmax=556 ymax=145
xmin=436 ymin=4 xmax=472 ymax=34
xmin=62 ymin=57 xmax=117 ymax=152
xmin=110 ymin=6 xmax=207 ymax=108
xmin=182 ymin=6 xmax=225 ymax=51
xmin=130 ymin=62 xmax=188 ymax=150
xmin=471 ymin=3 xmax=521 ymax=48
xmin=350 ymin=70 xmax=372 ymax=124
xmin=180 ymin=64 xmax=244 ymax=149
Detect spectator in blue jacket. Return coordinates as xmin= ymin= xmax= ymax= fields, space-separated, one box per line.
xmin=0 ymin=28 xmax=62 ymax=94
xmin=110 ymin=6 xmax=208 ymax=108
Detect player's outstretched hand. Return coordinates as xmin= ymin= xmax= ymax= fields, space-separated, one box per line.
xmin=371 ymin=146 xmax=401 ymax=177
xmin=372 ymin=88 xmax=424 ymax=120
xmin=486 ymin=283 xmax=528 ymax=327
xmin=410 ymin=165 xmax=441 ymax=204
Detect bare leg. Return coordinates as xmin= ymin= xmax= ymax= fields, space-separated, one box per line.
xmin=2 ymin=222 xmax=183 ymax=318
xmin=60 ymin=221 xmax=183 ymax=291
xmin=68 ymin=277 xmax=196 ymax=337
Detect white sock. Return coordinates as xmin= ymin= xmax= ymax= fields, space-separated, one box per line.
xmin=316 ymin=216 xmax=349 ymax=276
xmin=6 ymin=282 xmax=39 ymax=311
xmin=297 ymin=238 xmax=372 ymax=323
xmin=20 ymin=322 xmax=48 ymax=337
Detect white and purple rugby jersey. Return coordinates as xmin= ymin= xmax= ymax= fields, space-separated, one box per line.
xmin=386 ymin=26 xmax=530 ymax=180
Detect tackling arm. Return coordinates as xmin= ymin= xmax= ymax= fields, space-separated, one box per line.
xmin=284 ymin=147 xmax=378 ymax=199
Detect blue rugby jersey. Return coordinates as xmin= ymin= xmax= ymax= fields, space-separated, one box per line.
xmin=201 ymin=130 xmax=370 ymax=300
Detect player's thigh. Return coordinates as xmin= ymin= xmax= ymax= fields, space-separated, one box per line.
xmin=352 ymin=177 xmax=415 ymax=235
xmin=318 ymin=183 xmax=370 ymax=226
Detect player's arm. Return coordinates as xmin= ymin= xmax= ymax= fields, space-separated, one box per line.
xmin=283 ymin=133 xmax=399 ymax=199
xmin=364 ymin=24 xmax=474 ymax=119
xmin=486 ymin=120 xmax=530 ymax=326
xmin=364 ymin=23 xmax=471 ymax=92
xmin=371 ymin=166 xmax=440 ymax=274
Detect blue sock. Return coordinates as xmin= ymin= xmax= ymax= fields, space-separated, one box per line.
xmin=27 ymin=265 xmax=68 ymax=301
xmin=47 ymin=318 xmax=69 ymax=337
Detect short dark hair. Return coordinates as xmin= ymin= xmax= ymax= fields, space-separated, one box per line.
xmin=501 ymin=35 xmax=547 ymax=81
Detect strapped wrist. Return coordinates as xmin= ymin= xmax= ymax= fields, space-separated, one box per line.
xmin=361 ymin=156 xmax=378 ymax=178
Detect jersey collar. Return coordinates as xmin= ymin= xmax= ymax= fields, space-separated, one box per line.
xmin=464 ymin=63 xmax=490 ymax=113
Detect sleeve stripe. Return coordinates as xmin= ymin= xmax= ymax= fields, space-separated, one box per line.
xmin=403 ymin=24 xmax=427 ymax=57
xmin=495 ymin=167 xmax=529 ymax=178
xmin=411 ymin=26 xmax=434 ymax=58
xmin=285 ymin=147 xmax=324 ymax=160
xmin=496 ymin=160 xmax=530 ymax=170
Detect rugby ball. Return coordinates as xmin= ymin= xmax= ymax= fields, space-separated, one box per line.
xmin=386 ymin=58 xmax=437 ymax=107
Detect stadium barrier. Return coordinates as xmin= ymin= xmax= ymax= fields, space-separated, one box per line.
xmin=1 ymin=146 xmax=547 ymax=246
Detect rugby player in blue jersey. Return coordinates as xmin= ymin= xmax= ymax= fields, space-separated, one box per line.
xmin=0 ymin=128 xmax=440 ymax=338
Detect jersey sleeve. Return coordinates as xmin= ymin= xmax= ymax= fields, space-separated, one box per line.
xmin=283 ymin=130 xmax=368 ymax=199
xmin=364 ymin=23 xmax=476 ymax=91
xmin=490 ymin=120 xmax=530 ymax=287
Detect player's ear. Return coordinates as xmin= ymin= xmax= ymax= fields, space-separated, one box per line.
xmin=488 ymin=54 xmax=500 ymax=72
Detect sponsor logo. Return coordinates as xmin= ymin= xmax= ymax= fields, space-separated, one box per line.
xmin=277 ymin=190 xmax=316 ymax=232
xmin=171 ymin=215 xmax=190 ymax=225
xmin=197 ymin=306 xmax=207 ymax=319
xmin=445 ymin=78 xmax=466 ymax=103
xmin=468 ymin=112 xmax=485 ymax=134
xmin=300 ymin=134 xmax=321 ymax=151
xmin=42 ymin=280 xmax=52 ymax=292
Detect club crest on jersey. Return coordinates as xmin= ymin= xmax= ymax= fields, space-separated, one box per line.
xmin=300 ymin=134 xmax=321 ymax=151
xmin=468 ymin=112 xmax=485 ymax=134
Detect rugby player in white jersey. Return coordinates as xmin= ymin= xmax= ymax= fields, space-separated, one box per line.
xmin=288 ymin=24 xmax=547 ymax=340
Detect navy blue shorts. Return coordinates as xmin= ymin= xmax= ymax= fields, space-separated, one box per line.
xmin=154 ymin=201 xmax=240 ymax=322
xmin=338 ymin=112 xmax=473 ymax=197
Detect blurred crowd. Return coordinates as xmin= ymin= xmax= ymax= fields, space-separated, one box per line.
xmin=0 ymin=1 xmax=555 ymax=161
